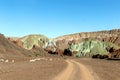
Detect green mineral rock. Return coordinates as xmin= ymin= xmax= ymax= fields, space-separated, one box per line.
xmin=69 ymin=39 xmax=119 ymax=57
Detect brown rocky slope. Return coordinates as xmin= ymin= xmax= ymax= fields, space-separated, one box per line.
xmin=55 ymin=29 xmax=120 ymax=49
xmin=0 ymin=34 xmax=32 ymax=60
xmin=7 ymin=29 xmax=120 ymax=57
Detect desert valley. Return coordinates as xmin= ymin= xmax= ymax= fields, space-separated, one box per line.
xmin=0 ymin=29 xmax=120 ymax=80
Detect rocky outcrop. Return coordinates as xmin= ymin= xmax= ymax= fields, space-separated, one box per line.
xmin=69 ymin=39 xmax=119 ymax=57
xmin=55 ymin=29 xmax=120 ymax=49
xmin=7 ymin=29 xmax=120 ymax=57
xmin=9 ymin=34 xmax=49 ymax=50
xmin=8 ymin=38 xmax=23 ymax=48
xmin=21 ymin=34 xmax=49 ymax=50
xmin=108 ymin=49 xmax=120 ymax=59
xmin=29 ymin=45 xmax=49 ymax=57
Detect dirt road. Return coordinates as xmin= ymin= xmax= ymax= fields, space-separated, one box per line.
xmin=1 ymin=58 xmax=120 ymax=80
xmin=53 ymin=59 xmax=95 ymax=80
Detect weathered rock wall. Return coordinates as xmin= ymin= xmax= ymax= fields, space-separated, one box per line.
xmin=55 ymin=29 xmax=120 ymax=49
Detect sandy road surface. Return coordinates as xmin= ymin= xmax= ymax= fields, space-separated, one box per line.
xmin=53 ymin=59 xmax=95 ymax=80
xmin=0 ymin=58 xmax=120 ymax=80
xmin=0 ymin=58 xmax=67 ymax=80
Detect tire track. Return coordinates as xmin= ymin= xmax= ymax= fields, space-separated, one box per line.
xmin=53 ymin=59 xmax=95 ymax=80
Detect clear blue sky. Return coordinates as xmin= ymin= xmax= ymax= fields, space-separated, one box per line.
xmin=0 ymin=0 xmax=120 ymax=38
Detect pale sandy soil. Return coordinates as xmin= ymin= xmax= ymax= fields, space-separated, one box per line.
xmin=0 ymin=57 xmax=120 ymax=80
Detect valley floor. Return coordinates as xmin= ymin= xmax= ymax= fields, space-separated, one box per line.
xmin=0 ymin=57 xmax=120 ymax=80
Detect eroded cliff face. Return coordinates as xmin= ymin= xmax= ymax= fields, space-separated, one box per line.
xmin=55 ymin=29 xmax=120 ymax=49
xmin=8 ymin=29 xmax=120 ymax=57
xmin=8 ymin=29 xmax=120 ymax=50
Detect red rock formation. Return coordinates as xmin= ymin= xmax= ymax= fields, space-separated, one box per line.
xmin=55 ymin=29 xmax=120 ymax=49
xmin=8 ymin=38 xmax=23 ymax=48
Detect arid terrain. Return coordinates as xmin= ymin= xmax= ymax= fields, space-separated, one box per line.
xmin=0 ymin=57 xmax=120 ymax=80
xmin=0 ymin=29 xmax=120 ymax=80
xmin=0 ymin=0 xmax=120 ymax=79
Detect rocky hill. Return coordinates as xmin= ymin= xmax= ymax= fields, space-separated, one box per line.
xmin=0 ymin=34 xmax=32 ymax=59
xmin=7 ymin=34 xmax=50 ymax=58
xmin=20 ymin=34 xmax=49 ymax=50
xmin=55 ymin=29 xmax=120 ymax=49
xmin=69 ymin=39 xmax=119 ymax=57
xmin=8 ymin=34 xmax=49 ymax=50
xmin=8 ymin=29 xmax=120 ymax=57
